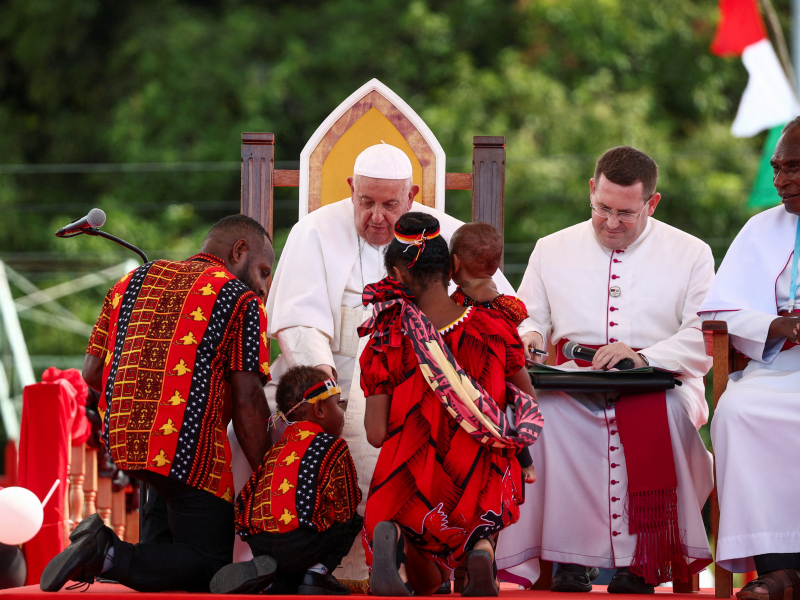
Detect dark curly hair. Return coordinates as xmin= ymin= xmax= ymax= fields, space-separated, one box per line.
xmin=275 ymin=365 xmax=330 ymax=419
xmin=384 ymin=212 xmax=450 ymax=287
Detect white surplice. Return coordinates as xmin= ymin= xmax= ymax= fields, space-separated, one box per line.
xmin=228 ymin=198 xmax=514 ymax=576
xmin=496 ymin=218 xmax=715 ymax=584
xmin=699 ymin=206 xmax=800 ymax=574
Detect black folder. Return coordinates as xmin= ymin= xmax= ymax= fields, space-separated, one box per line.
xmin=528 ymin=364 xmax=680 ymax=394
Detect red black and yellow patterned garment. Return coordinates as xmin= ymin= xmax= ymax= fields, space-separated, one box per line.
xmin=451 ymin=287 xmax=529 ymax=328
xmin=360 ymin=304 xmax=526 ymax=571
xmin=235 ymin=421 xmax=361 ymax=537
xmin=86 ymin=253 xmax=270 ymax=502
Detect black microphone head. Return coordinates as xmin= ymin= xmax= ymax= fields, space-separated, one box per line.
xmin=563 ymin=340 xmax=579 ymax=360
xmin=88 ymin=208 xmax=106 ymax=228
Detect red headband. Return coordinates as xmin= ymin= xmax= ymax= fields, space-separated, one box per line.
xmin=394 ymin=227 xmax=441 ymax=268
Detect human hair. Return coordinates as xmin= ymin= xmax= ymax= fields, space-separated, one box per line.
xmin=782 ymin=116 xmax=800 ymax=136
xmin=275 ymin=365 xmax=329 ymax=419
xmin=449 ymin=222 xmax=502 ymax=276
xmin=384 ymin=212 xmax=450 ymax=287
xmin=203 ymin=214 xmax=272 ymax=247
xmin=593 ymin=146 xmax=658 ymax=199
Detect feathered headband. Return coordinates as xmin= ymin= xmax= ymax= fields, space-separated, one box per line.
xmin=269 ymin=378 xmax=342 ymax=427
xmin=394 ymin=226 xmax=441 ymax=268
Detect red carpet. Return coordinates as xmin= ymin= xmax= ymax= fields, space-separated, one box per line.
xmin=0 ymin=583 xmax=724 ymax=599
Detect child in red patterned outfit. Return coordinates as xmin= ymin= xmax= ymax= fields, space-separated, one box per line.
xmin=450 ymin=222 xmax=528 ymax=327
xmin=210 ymin=366 xmax=362 ymax=596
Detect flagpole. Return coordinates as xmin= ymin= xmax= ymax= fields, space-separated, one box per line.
xmin=794 ymin=0 xmax=800 ymax=94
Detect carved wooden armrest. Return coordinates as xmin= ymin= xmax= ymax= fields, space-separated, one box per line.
xmin=702 ymin=320 xmax=729 ymax=357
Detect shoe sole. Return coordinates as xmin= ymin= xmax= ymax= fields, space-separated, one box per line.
xmin=298 ymin=583 xmax=351 ymax=595
xmin=40 ymin=515 xmax=106 ymax=592
xmin=210 ymin=555 xmax=277 ymax=594
xmin=371 ymin=522 xmax=412 ymax=597
xmin=461 ymin=550 xmax=499 ymax=597
xmin=607 ymin=581 xmax=655 ymax=594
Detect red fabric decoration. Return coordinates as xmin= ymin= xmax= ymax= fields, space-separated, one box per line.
xmin=18 ymin=382 xmax=72 ymax=585
xmin=556 ymin=339 xmax=689 ymax=584
xmin=710 ymin=0 xmax=767 ymax=57
xmin=41 ymin=367 xmax=92 ymax=446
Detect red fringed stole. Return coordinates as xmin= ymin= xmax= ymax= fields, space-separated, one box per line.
xmin=616 ymin=391 xmax=690 ymax=585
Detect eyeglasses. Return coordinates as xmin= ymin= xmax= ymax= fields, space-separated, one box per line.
xmin=590 ymin=197 xmax=652 ymax=224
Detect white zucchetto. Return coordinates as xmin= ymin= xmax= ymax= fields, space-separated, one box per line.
xmin=353 ymin=142 xmax=413 ymax=180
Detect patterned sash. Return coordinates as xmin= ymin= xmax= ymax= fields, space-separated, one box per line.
xmin=359 ymin=278 xmax=543 ymax=452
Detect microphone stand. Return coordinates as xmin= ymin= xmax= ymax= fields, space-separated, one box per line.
xmin=59 ymin=227 xmax=149 ymax=264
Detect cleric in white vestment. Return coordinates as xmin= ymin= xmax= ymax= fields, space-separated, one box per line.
xmin=496 ymin=146 xmax=714 ymax=593
xmin=698 ymin=119 xmax=800 ymax=594
xmin=232 ymin=143 xmax=513 ymax=583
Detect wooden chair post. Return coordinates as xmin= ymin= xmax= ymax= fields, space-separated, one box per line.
xmin=703 ymin=320 xmax=735 ymax=598
xmin=472 ymin=136 xmax=506 ymax=267
xmin=241 ymin=133 xmax=275 ymax=239
xmin=68 ymin=443 xmax=86 ymax=530
xmin=83 ymin=447 xmax=98 ymax=517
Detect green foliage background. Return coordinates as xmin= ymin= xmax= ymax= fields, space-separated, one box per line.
xmin=0 ymin=0 xmax=787 ymax=449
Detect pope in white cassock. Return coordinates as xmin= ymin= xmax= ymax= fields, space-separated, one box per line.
xmin=496 ymin=146 xmax=715 ymax=593
xmin=238 ymin=143 xmax=514 ymax=584
xmin=699 ymin=120 xmax=800 ymax=600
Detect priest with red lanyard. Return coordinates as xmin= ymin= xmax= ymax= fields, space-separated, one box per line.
xmin=699 ymin=119 xmax=800 ymax=600
xmin=495 ymin=146 xmax=715 ymax=593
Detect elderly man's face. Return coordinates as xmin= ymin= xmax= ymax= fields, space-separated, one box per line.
xmin=590 ymin=174 xmax=660 ymax=250
xmin=771 ymin=129 xmax=800 ymax=216
xmin=349 ymin=175 xmax=418 ymax=245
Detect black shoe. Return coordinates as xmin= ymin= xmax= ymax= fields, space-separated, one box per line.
xmin=607 ymin=567 xmax=655 ymax=594
xmin=550 ymin=563 xmax=599 ymax=593
xmin=371 ymin=521 xmax=413 ymax=597
xmin=461 ymin=549 xmax=499 ymax=597
xmin=209 ymin=555 xmax=277 ymax=594
xmin=40 ymin=514 xmax=113 ymax=592
xmin=436 ymin=580 xmax=452 ymax=594
xmin=264 ymin=572 xmax=303 ymax=595
xmin=298 ymin=571 xmax=351 ymax=595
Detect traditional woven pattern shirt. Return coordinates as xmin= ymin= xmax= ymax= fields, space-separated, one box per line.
xmin=235 ymin=421 xmax=361 ymax=537
xmin=86 ymin=253 xmax=270 ymax=501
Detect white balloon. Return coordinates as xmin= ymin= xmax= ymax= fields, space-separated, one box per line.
xmin=0 ymin=487 xmax=44 ymax=545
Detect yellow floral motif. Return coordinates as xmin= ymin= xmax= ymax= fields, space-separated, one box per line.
xmin=260 ymin=362 xmax=270 ymax=375
xmin=278 ymin=508 xmax=296 ymax=525
xmin=158 ymin=418 xmax=179 ymax=435
xmin=281 ymin=451 xmax=300 ymax=466
xmin=104 ymin=351 xmax=112 ymax=366
xmin=98 ymin=408 xmax=106 ymax=421
xmin=260 ymin=303 xmax=267 ymax=318
xmin=261 ymin=332 xmax=268 ymax=347
xmin=164 ymin=390 xmax=186 ymax=406
xmin=275 ymin=478 xmax=295 ymax=495
xmin=187 ymin=307 xmax=207 ymax=322
xmin=170 ymin=359 xmax=192 ymax=376
xmin=178 ymin=332 xmax=199 ymax=345
xmin=151 ymin=449 xmax=171 ymax=467
xmin=211 ymin=271 xmax=230 ymax=279
xmin=295 ymin=429 xmax=316 ymax=441
xmin=196 ymin=283 xmax=217 ymax=296
xmin=222 ymin=487 xmax=233 ymax=502
xmin=111 ymin=292 xmax=123 ymax=309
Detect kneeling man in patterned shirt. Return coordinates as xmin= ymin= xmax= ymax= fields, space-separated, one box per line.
xmin=41 ymin=215 xmax=275 ymax=593
xmin=211 ymin=366 xmax=362 ymax=596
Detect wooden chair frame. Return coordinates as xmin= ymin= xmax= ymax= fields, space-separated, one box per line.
xmin=703 ymin=320 xmax=751 ymax=598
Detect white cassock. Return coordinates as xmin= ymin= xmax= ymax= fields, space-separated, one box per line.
xmin=229 ymin=198 xmax=514 ymax=578
xmin=699 ymin=205 xmax=800 ymax=574
xmin=496 ymin=218 xmax=715 ymax=584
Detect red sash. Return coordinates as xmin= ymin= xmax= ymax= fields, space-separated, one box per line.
xmin=556 ymin=339 xmax=690 ymax=585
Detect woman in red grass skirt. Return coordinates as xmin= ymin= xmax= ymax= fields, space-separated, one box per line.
xmin=359 ymin=212 xmax=544 ymax=596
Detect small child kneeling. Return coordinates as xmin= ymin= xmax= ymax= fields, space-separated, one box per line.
xmin=210 ymin=366 xmax=362 ymax=595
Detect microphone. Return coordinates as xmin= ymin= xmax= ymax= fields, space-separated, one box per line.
xmin=55 ymin=208 xmax=106 ymax=237
xmin=563 ymin=340 xmax=636 ymax=371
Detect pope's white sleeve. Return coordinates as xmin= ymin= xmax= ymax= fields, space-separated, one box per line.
xmin=276 ymin=326 xmax=335 ymax=369
xmin=699 ymin=309 xmax=783 ymax=363
xmin=516 ymin=241 xmax=552 ymax=342
xmin=640 ymin=244 xmax=714 ymax=377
